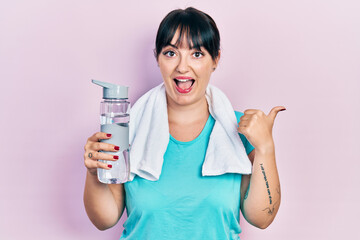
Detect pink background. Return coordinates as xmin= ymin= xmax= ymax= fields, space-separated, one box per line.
xmin=1 ymin=0 xmax=359 ymax=239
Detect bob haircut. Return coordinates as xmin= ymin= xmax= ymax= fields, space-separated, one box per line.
xmin=154 ymin=7 xmax=220 ymax=61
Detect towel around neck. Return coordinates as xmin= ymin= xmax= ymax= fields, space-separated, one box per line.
xmin=128 ymin=83 xmax=252 ymax=182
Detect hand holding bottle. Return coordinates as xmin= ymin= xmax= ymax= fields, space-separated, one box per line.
xmin=91 ymin=79 xmax=130 ymax=184
xmin=83 ymin=132 xmax=120 ymax=176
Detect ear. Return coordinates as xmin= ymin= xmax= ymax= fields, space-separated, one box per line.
xmin=213 ymin=50 xmax=221 ymax=70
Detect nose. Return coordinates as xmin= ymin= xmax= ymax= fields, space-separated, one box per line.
xmin=176 ymin=55 xmax=189 ymax=73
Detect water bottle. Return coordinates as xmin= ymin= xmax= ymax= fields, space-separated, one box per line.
xmin=92 ymin=79 xmax=130 ymax=184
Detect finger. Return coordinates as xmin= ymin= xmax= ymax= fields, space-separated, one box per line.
xmin=238 ymin=120 xmax=248 ymax=126
xmin=88 ymin=132 xmax=112 ymax=143
xmin=237 ymin=125 xmax=248 ymax=135
xmin=238 ymin=118 xmax=249 ymax=128
xmin=243 ymin=109 xmax=259 ymax=115
xmin=238 ymin=125 xmax=249 ymax=133
xmin=90 ymin=142 xmax=120 ymax=152
xmin=238 ymin=121 xmax=248 ymax=128
xmin=240 ymin=115 xmax=250 ymax=121
xmin=85 ymin=151 xmax=119 ymax=161
xmin=268 ymin=106 xmax=286 ymax=122
xmin=239 ymin=115 xmax=250 ymax=123
xmin=85 ymin=158 xmax=113 ymax=170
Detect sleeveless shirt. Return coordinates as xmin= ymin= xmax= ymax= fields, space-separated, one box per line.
xmin=120 ymin=111 xmax=254 ymax=240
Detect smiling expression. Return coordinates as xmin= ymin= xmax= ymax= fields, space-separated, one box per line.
xmin=157 ymin=30 xmax=220 ymax=107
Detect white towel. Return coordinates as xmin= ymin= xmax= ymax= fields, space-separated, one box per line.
xmin=129 ymin=83 xmax=252 ymax=181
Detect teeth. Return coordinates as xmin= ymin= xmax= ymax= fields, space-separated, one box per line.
xmin=175 ymin=79 xmax=192 ymax=82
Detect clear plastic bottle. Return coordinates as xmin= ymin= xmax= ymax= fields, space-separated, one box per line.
xmin=92 ymin=80 xmax=130 ymax=184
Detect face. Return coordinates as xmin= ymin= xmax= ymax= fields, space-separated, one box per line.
xmin=157 ymin=30 xmax=220 ymax=107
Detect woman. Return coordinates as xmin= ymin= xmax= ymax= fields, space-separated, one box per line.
xmin=84 ymin=7 xmax=285 ymax=239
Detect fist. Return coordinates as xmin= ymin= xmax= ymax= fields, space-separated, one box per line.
xmin=237 ymin=106 xmax=286 ymax=151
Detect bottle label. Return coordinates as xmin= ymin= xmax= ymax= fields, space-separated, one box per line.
xmin=97 ymin=124 xmax=130 ymax=184
xmin=100 ymin=124 xmax=129 ymax=151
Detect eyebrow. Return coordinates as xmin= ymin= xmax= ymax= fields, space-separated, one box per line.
xmin=165 ymin=43 xmax=201 ymax=50
xmin=165 ymin=44 xmax=178 ymax=49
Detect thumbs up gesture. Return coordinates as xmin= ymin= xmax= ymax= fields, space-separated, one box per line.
xmin=238 ymin=106 xmax=286 ymax=153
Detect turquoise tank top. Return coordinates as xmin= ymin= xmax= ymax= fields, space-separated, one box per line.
xmin=120 ymin=111 xmax=254 ymax=240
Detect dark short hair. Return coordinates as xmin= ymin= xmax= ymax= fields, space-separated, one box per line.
xmin=154 ymin=7 xmax=220 ymax=61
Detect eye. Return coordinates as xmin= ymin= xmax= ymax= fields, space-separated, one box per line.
xmin=193 ymin=51 xmax=204 ymax=58
xmin=163 ymin=50 xmax=176 ymax=57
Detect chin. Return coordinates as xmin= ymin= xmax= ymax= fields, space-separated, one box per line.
xmin=170 ymin=94 xmax=194 ymax=106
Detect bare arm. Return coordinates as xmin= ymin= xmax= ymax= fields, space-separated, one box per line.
xmin=240 ymin=146 xmax=281 ymax=229
xmin=83 ymin=132 xmax=126 ymax=230
xmin=238 ymin=107 xmax=285 ymax=229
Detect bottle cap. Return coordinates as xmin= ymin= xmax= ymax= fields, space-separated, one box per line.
xmin=92 ymin=79 xmax=128 ymax=99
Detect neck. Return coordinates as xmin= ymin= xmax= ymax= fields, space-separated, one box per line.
xmin=166 ymin=95 xmax=209 ymax=125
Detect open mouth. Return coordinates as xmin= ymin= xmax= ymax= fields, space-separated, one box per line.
xmin=173 ymin=78 xmax=195 ymax=93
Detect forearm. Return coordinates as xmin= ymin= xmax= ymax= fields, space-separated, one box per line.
xmin=242 ymin=144 xmax=281 ymax=229
xmin=83 ymin=171 xmax=124 ymax=230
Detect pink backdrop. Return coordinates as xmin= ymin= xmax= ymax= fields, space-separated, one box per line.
xmin=1 ymin=0 xmax=359 ymax=239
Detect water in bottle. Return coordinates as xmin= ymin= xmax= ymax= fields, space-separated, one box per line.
xmin=92 ymin=79 xmax=130 ymax=184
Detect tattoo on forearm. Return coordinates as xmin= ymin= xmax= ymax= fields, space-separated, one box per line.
xmin=262 ymin=185 xmax=281 ymax=216
xmin=262 ymin=201 xmax=278 ymax=215
xmin=260 ymin=163 xmax=272 ymax=204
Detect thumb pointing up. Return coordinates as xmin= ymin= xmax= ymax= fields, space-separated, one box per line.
xmin=268 ymin=106 xmax=286 ymax=124
xmin=238 ymin=106 xmax=286 ymax=150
